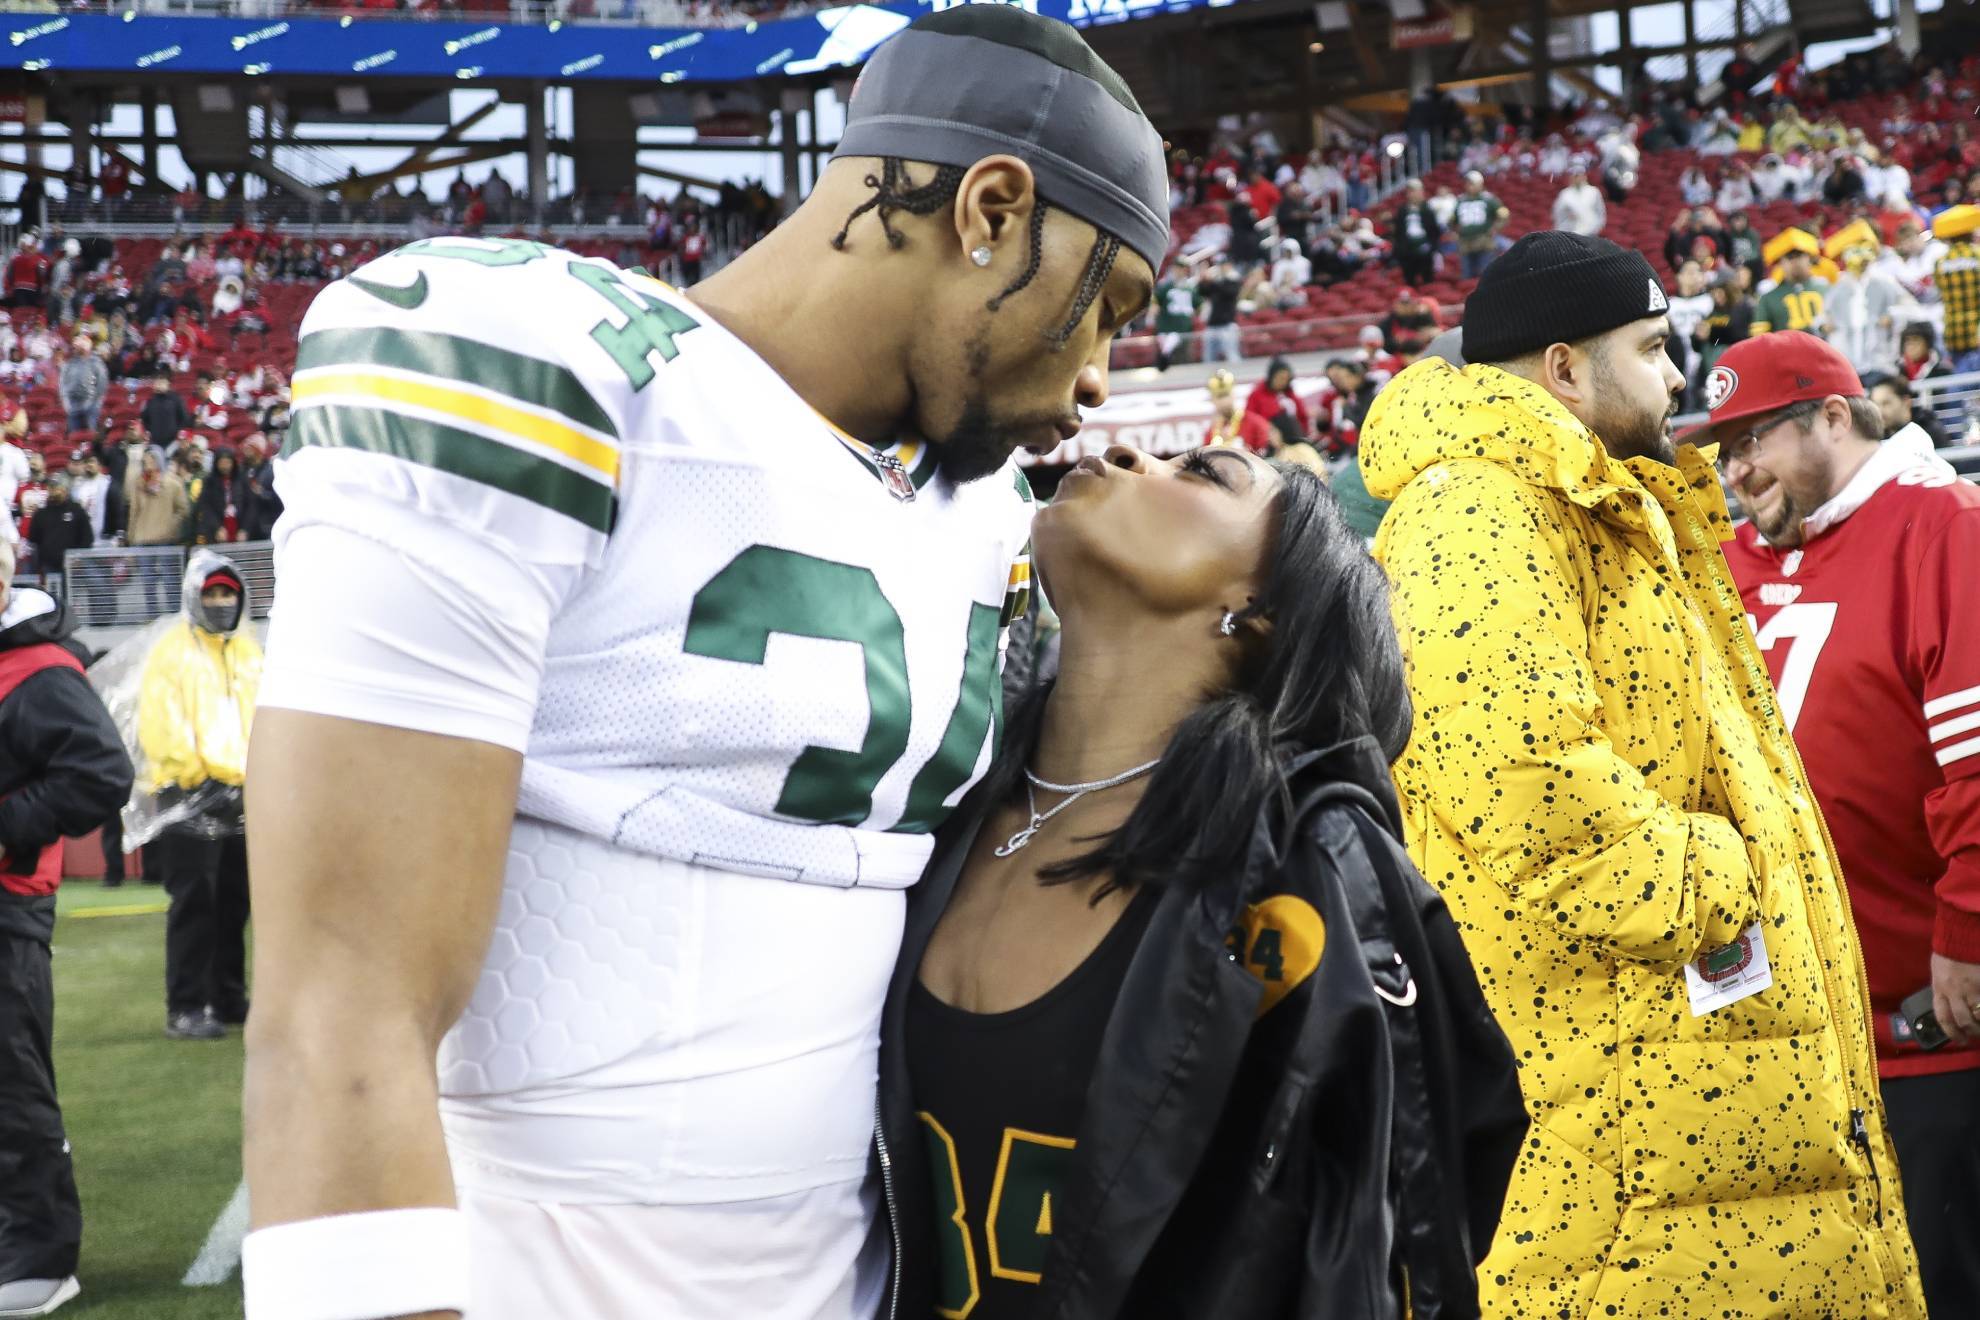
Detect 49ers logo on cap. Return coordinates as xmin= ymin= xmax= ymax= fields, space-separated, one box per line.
xmin=1705 ymin=365 xmax=1739 ymax=412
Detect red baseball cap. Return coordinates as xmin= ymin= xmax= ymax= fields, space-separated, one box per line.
xmin=1683 ymin=331 xmax=1864 ymax=448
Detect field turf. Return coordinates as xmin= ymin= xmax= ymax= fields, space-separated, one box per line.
xmin=48 ymin=880 xmax=248 ymax=1319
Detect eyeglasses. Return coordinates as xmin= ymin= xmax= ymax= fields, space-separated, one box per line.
xmin=1716 ymin=410 xmax=1802 ymax=473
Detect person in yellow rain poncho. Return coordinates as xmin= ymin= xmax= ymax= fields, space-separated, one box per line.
xmin=137 ymin=549 xmax=262 ymax=1041
xmin=1359 ymin=232 xmax=1925 ymax=1320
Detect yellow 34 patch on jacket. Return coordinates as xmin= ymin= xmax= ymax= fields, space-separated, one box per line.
xmin=1226 ymin=895 xmax=1325 ymax=1017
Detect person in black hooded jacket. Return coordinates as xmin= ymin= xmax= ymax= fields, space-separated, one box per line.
xmin=0 ymin=539 xmax=133 ymax=1317
xmin=878 ymin=444 xmax=1525 ymax=1320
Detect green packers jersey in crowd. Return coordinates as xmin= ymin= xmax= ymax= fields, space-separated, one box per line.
xmin=1751 ymin=276 xmax=1831 ymax=335
xmin=1153 ymin=278 xmax=1199 ymax=335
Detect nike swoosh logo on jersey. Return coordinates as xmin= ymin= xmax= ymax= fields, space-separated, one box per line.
xmin=348 ymin=271 xmax=429 ymax=309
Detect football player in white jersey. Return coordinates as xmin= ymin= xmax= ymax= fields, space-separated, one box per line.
xmin=237 ymin=10 xmax=1168 ymax=1320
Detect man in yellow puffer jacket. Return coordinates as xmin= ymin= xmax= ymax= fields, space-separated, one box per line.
xmin=138 ymin=550 xmax=262 ymax=1041
xmin=1361 ymin=231 xmax=1924 ymax=1319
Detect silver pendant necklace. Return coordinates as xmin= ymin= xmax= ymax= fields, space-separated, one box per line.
xmin=993 ymin=759 xmax=1163 ymax=857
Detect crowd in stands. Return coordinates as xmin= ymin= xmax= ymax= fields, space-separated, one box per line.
xmin=1133 ymin=40 xmax=1980 ymax=476
xmin=49 ymin=163 xmax=779 ymax=271
xmin=6 ymin=36 xmax=1979 ymax=593
xmin=0 ymin=221 xmax=302 ymax=598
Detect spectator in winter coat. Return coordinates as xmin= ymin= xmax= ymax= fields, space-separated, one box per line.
xmin=137 ymin=553 xmax=261 ymax=1040
xmin=1679 ymin=165 xmax=1714 ymax=207
xmin=67 ymin=454 xmax=110 ymax=542
xmin=1864 ymin=371 xmax=1953 ymax=447
xmin=1715 ymin=163 xmax=1756 ymax=215
xmin=5 ymin=236 xmax=47 ymax=310
xmin=24 ymin=476 xmax=91 ymax=596
xmin=234 ymin=436 xmax=282 ymax=542
xmin=1243 ymin=358 xmax=1311 ymax=445
xmin=126 ymin=451 xmax=189 ymax=549
xmin=57 ymin=336 xmax=107 ymax=435
xmin=1357 ymin=322 xmax=1405 ymax=382
xmin=1900 ymin=322 xmax=1953 ymax=383
xmin=1824 ymin=156 xmax=1869 ymax=207
xmin=193 ymin=450 xmax=243 ymax=545
xmin=1552 ymin=168 xmax=1608 ymax=236
xmin=1828 ymin=248 xmax=1909 ymax=376
xmin=1362 ymin=233 xmax=1927 ymax=1320
xmin=1314 ymin=357 xmax=1378 ymax=456
xmin=1724 ymin=211 xmax=1765 ymax=278
xmin=1265 ymin=239 xmax=1311 ymax=309
xmin=0 ymin=429 xmax=27 ymax=519
xmin=140 ymin=374 xmax=191 ymax=455
xmin=1390 ymin=180 xmax=1443 ymax=286
xmin=1381 ymin=287 xmax=1441 ymax=357
xmin=0 ymin=538 xmax=132 ymax=1318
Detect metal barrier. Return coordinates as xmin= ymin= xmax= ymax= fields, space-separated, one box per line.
xmin=58 ymin=542 xmax=276 ymax=630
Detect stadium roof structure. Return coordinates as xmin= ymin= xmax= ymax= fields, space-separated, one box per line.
xmin=1073 ymin=0 xmax=1896 ymax=134
xmin=0 ymin=0 xmax=1921 ymax=219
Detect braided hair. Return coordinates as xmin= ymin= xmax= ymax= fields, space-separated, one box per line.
xmin=834 ymin=157 xmax=1123 ymax=347
xmin=830 ymin=158 xmax=969 ymax=252
xmin=1048 ymin=229 xmax=1122 ymax=348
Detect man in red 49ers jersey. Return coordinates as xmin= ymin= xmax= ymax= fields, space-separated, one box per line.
xmin=1703 ymin=331 xmax=1980 ymax=1317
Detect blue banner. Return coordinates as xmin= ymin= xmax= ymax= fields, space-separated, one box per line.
xmin=0 ymin=0 xmax=1234 ymax=83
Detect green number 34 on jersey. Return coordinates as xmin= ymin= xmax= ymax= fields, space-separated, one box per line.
xmin=397 ymin=237 xmax=699 ymax=391
xmin=686 ymin=546 xmax=1006 ymax=834
xmin=334 ymin=239 xmax=1008 ymax=835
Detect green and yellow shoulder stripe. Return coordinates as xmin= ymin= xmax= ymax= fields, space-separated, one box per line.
xmin=288 ymin=316 xmax=621 ymax=537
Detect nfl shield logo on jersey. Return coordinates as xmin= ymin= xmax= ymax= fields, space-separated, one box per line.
xmin=876 ymin=454 xmax=917 ymax=503
xmin=1705 ymin=365 xmax=1739 ymax=413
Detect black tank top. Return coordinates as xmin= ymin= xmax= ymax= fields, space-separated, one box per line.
xmin=904 ymin=884 xmax=1160 ymax=1320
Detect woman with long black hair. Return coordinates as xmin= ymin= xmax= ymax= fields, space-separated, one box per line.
xmin=877 ymin=445 xmax=1526 ymax=1320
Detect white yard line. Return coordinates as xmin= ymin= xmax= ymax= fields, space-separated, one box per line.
xmin=183 ymin=1179 xmax=251 ymax=1287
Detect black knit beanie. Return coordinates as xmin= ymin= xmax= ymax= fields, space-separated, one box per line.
xmin=1461 ymin=231 xmax=1670 ymax=365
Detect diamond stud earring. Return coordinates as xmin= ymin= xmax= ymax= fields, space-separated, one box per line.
xmin=970 ymin=246 xmax=993 ymax=268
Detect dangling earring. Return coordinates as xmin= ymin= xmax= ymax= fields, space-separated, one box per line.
xmin=970 ymin=246 xmax=993 ymax=268
xmin=1219 ymin=611 xmax=1239 ymax=637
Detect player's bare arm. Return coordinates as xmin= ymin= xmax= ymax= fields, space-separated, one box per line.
xmin=242 ymin=709 xmax=521 ymax=1317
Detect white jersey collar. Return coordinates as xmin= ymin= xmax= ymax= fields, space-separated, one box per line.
xmin=1801 ymin=424 xmax=1957 ymax=541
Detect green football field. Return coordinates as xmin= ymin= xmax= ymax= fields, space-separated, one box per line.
xmin=48 ymin=881 xmax=248 ymax=1319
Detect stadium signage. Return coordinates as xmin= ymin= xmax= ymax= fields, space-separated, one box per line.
xmin=1391 ymin=4 xmax=1470 ymax=48
xmin=443 ymin=27 xmax=501 ymax=55
xmin=0 ymin=0 xmax=1234 ymax=81
xmin=7 ymin=16 xmax=65 ymax=47
xmin=230 ymin=21 xmax=289 ymax=51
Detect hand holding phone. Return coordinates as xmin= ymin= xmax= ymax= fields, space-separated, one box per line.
xmin=1900 ymin=984 xmax=1949 ymax=1052
xmin=1931 ymin=951 xmax=1980 ymax=1045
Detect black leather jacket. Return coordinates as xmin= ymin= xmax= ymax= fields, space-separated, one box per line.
xmin=876 ymin=737 xmax=1527 ymax=1320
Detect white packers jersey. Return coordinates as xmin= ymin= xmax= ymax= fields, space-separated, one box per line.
xmin=263 ymin=237 xmax=1033 ymax=1207
xmin=274 ymin=236 xmax=1032 ymax=891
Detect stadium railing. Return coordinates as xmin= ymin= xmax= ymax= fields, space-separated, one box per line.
xmin=58 ymin=542 xmax=276 ymax=631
